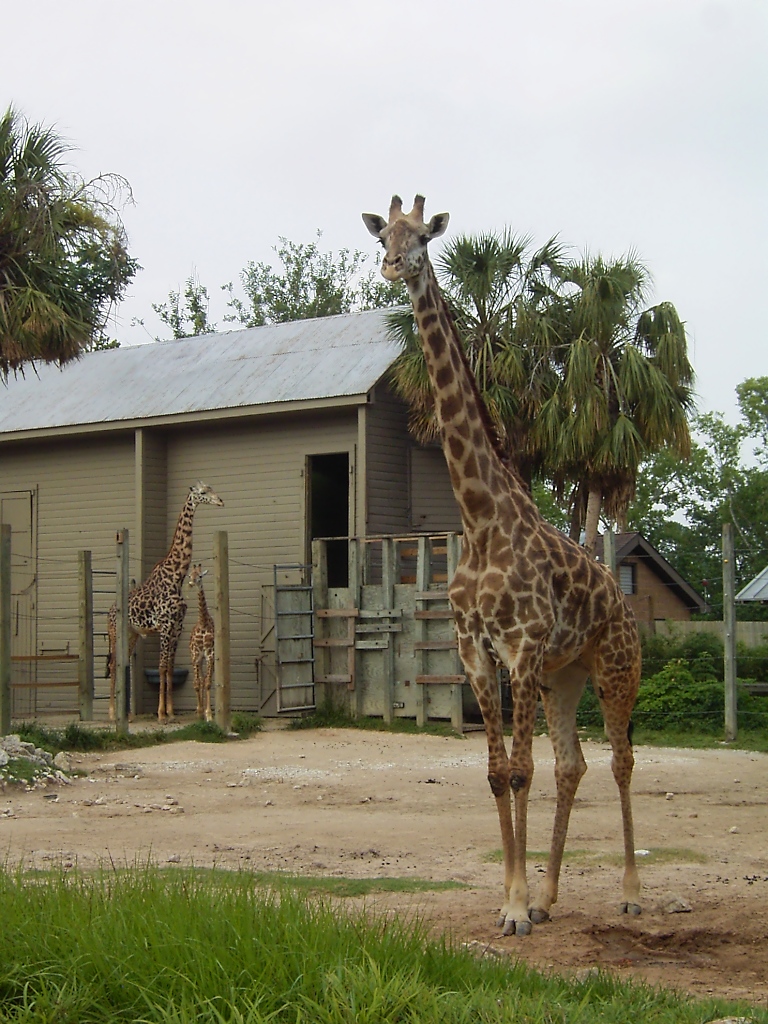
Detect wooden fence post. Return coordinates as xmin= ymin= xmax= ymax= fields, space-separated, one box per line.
xmin=0 ymin=524 xmax=11 ymax=736
xmin=115 ymin=530 xmax=130 ymax=734
xmin=348 ymin=539 xmax=363 ymax=718
xmin=722 ymin=523 xmax=737 ymax=741
xmin=312 ymin=539 xmax=329 ymax=709
xmin=446 ymin=532 xmax=464 ymax=732
xmin=213 ymin=530 xmax=231 ymax=733
xmin=78 ymin=550 xmax=94 ymax=721
xmin=381 ymin=538 xmax=396 ymax=724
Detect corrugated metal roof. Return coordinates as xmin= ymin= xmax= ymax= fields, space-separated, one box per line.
xmin=0 ymin=309 xmax=401 ymax=436
xmin=736 ymin=564 xmax=768 ymax=602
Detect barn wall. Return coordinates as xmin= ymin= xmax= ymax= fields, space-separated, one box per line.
xmin=0 ymin=434 xmax=136 ymax=714
xmin=410 ymin=446 xmax=462 ymax=533
xmin=365 ymin=383 xmax=410 ymax=535
xmin=158 ymin=409 xmax=358 ymax=714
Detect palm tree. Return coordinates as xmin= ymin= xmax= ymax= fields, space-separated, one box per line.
xmin=540 ymin=254 xmax=694 ymax=550
xmin=0 ymin=107 xmax=136 ymax=377
xmin=388 ymin=230 xmax=566 ymax=487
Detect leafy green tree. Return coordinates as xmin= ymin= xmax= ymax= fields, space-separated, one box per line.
xmin=0 ymin=107 xmax=137 ymax=374
xmin=627 ymin=378 xmax=768 ymax=617
xmin=541 ymin=255 xmax=694 ymax=550
xmin=224 ymin=233 xmax=404 ymax=327
xmin=387 ymin=230 xmax=566 ymax=488
xmin=152 ymin=274 xmax=215 ymax=339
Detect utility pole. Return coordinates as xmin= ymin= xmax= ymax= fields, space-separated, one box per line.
xmin=0 ymin=524 xmax=11 ymax=736
xmin=115 ymin=530 xmax=130 ymax=735
xmin=213 ymin=531 xmax=231 ymax=733
xmin=722 ymin=523 xmax=737 ymax=742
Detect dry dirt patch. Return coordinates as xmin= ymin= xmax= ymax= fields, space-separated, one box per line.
xmin=2 ymin=727 xmax=767 ymax=1005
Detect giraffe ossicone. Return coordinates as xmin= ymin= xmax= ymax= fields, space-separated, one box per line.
xmin=107 ymin=481 xmax=224 ymax=724
xmin=363 ymin=196 xmax=643 ymax=935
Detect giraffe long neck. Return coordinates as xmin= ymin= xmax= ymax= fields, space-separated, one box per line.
xmin=197 ymin=586 xmax=213 ymax=629
xmin=165 ymin=493 xmax=197 ymax=581
xmin=407 ymin=263 xmax=515 ymax=532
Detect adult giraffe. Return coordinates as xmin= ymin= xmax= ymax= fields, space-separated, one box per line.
xmin=107 ymin=481 xmax=224 ymax=723
xmin=363 ymin=195 xmax=642 ymax=935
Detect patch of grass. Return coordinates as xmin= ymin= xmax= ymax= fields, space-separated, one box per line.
xmin=250 ymin=872 xmax=467 ymax=897
xmin=15 ymin=718 xmax=253 ymax=755
xmin=0 ymin=865 xmax=762 ymax=1024
xmin=231 ymin=711 xmax=262 ymax=737
xmin=0 ymin=757 xmax=44 ymax=786
xmin=290 ymin=700 xmax=462 ymax=738
xmin=483 ymin=849 xmax=590 ymax=865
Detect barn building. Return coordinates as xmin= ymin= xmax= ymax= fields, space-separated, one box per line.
xmin=0 ymin=310 xmax=460 ymax=719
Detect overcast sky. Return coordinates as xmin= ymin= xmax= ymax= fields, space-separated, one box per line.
xmin=7 ymin=0 xmax=766 ymax=422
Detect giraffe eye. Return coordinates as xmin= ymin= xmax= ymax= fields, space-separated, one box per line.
xmin=419 ymin=234 xmax=430 ymax=245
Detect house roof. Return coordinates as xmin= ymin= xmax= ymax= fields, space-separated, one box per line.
xmin=736 ymin=564 xmax=768 ymax=602
xmin=0 ymin=309 xmax=401 ymax=440
xmin=595 ymin=531 xmax=708 ymax=614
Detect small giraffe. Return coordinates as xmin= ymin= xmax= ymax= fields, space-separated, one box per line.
xmin=363 ymin=196 xmax=642 ymax=935
xmin=107 ymin=481 xmax=224 ymax=723
xmin=188 ymin=563 xmax=215 ymax=722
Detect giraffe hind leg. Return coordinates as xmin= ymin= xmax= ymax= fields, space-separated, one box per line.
xmin=530 ymin=663 xmax=589 ymax=923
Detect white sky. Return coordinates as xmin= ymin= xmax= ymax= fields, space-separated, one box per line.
xmin=7 ymin=0 xmax=767 ymax=421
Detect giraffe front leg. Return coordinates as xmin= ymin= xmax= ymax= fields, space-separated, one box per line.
xmin=458 ymin=634 xmax=529 ymax=936
xmin=204 ymin=656 xmax=213 ymax=722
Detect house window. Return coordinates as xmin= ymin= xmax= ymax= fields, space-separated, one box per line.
xmin=619 ymin=563 xmax=636 ymax=596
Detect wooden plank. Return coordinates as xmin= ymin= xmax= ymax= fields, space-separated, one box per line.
xmin=355 ymin=623 xmax=402 ymax=634
xmin=314 ymin=638 xmax=354 ymax=648
xmin=357 ymin=609 xmax=401 ymax=619
xmin=316 ymin=608 xmax=359 ymax=618
xmin=413 ymin=640 xmax=458 ymax=650
xmin=414 ymin=591 xmax=449 ymax=601
xmin=11 ymin=654 xmax=80 ymax=663
xmin=12 ymin=681 xmax=79 ymax=689
xmin=416 ymin=674 xmax=466 ymax=685
xmin=414 ymin=609 xmax=456 ymax=620
xmin=214 ymin=530 xmax=232 ymax=732
xmin=314 ymin=674 xmax=352 ymax=684
xmin=355 ymin=639 xmax=389 ymax=651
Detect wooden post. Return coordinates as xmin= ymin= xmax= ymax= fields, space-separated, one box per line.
xmin=348 ymin=538 xmax=363 ymax=718
xmin=603 ymin=528 xmax=617 ymax=578
xmin=446 ymin=532 xmax=463 ymax=732
xmin=115 ymin=530 xmax=130 ymax=734
xmin=213 ymin=530 xmax=231 ymax=733
xmin=381 ymin=538 xmax=396 ymax=724
xmin=0 ymin=524 xmax=11 ymax=736
xmin=415 ymin=535 xmax=429 ymax=727
xmin=78 ymin=550 xmax=94 ymax=721
xmin=312 ymin=539 xmax=329 ymax=709
xmin=722 ymin=523 xmax=737 ymax=741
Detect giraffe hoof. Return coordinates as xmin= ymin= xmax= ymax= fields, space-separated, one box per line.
xmin=620 ymin=902 xmax=642 ymax=917
xmin=500 ymin=916 xmax=532 ymax=936
xmin=529 ymin=907 xmax=550 ymax=924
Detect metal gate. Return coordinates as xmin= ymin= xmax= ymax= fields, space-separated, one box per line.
xmin=273 ymin=563 xmax=315 ymax=712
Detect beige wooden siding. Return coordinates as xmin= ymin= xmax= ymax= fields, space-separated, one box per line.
xmin=365 ymin=383 xmax=410 ymax=535
xmin=410 ymin=446 xmax=462 ymax=533
xmin=160 ymin=410 xmax=358 ymax=713
xmin=0 ymin=436 xmax=135 ymax=715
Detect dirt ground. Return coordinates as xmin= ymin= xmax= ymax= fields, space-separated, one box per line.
xmin=2 ymin=724 xmax=768 ymax=1007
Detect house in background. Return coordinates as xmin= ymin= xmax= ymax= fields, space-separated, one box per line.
xmin=0 ymin=310 xmax=461 ymax=718
xmin=736 ymin=565 xmax=768 ymax=604
xmin=595 ymin=532 xmax=708 ymax=626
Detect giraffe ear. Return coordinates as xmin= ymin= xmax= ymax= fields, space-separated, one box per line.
xmin=362 ymin=213 xmax=387 ymax=238
xmin=427 ymin=213 xmax=449 ymax=239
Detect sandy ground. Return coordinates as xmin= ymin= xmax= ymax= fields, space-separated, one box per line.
xmin=2 ymin=725 xmax=768 ymax=1007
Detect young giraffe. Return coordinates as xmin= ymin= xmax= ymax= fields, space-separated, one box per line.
xmin=363 ymin=196 xmax=642 ymax=935
xmin=188 ymin=563 xmax=215 ymax=722
xmin=107 ymin=481 xmax=224 ymax=723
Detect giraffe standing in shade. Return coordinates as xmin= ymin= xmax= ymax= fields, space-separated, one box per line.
xmin=188 ymin=563 xmax=215 ymax=722
xmin=363 ymin=196 xmax=642 ymax=935
xmin=107 ymin=482 xmax=224 ymax=723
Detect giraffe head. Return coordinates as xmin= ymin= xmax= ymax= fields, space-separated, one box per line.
xmin=188 ymin=563 xmax=209 ymax=589
xmin=189 ymin=481 xmax=225 ymax=508
xmin=362 ymin=195 xmax=449 ymax=283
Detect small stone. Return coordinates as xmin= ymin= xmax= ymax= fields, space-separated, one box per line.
xmin=167 ymin=854 xmax=181 ymax=864
xmin=665 ymin=792 xmax=674 ymax=800
xmin=729 ymin=826 xmax=740 ymax=834
xmin=53 ymin=752 xmax=72 ymax=771
xmin=360 ymin=796 xmax=371 ymax=803
xmin=575 ymin=967 xmax=600 ymax=981
xmin=265 ymin=799 xmax=273 ymax=806
xmin=662 ymin=895 xmax=692 ymax=914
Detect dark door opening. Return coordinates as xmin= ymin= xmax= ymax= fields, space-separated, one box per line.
xmin=308 ymin=453 xmax=349 ymax=587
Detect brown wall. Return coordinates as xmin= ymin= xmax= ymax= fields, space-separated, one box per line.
xmin=622 ymin=556 xmax=692 ymax=623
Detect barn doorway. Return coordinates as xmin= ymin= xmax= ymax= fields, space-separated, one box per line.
xmin=308 ymin=453 xmax=349 ymax=587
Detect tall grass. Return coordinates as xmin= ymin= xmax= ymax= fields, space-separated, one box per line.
xmin=0 ymin=866 xmax=763 ymax=1023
